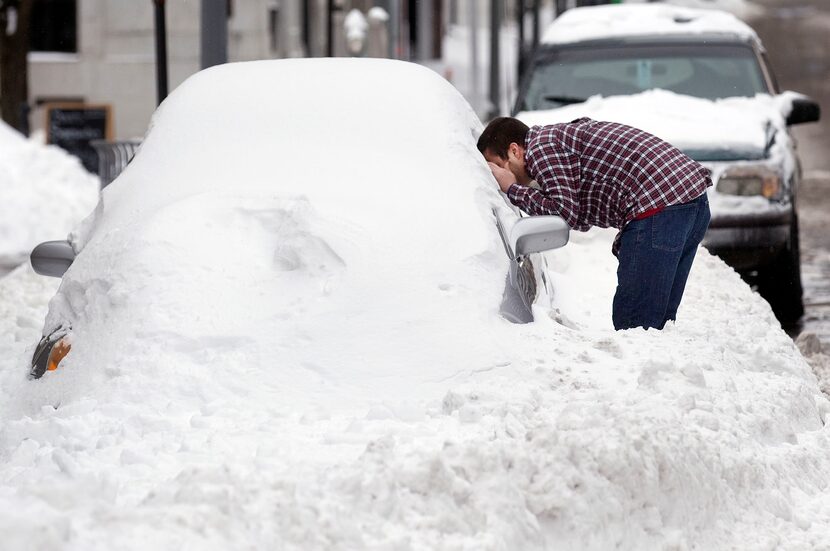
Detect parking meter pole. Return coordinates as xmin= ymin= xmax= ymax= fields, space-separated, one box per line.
xmin=489 ymin=0 xmax=501 ymax=119
xmin=153 ymin=0 xmax=168 ymax=105
xmin=200 ymin=0 xmax=227 ymax=69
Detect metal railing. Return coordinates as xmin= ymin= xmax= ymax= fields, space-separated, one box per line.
xmin=90 ymin=139 xmax=142 ymax=188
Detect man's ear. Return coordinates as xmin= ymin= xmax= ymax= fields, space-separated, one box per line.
xmin=508 ymin=142 xmax=522 ymax=159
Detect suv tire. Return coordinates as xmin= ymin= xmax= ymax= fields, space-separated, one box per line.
xmin=757 ymin=214 xmax=804 ymax=326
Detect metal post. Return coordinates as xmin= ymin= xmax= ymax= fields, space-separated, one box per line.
xmin=489 ymin=0 xmax=501 ymax=119
xmin=388 ymin=0 xmax=400 ymax=59
xmin=153 ymin=0 xmax=168 ymax=105
xmin=19 ymin=102 xmax=30 ymax=137
xmin=301 ymin=0 xmax=310 ymax=56
xmin=532 ymin=0 xmax=540 ymax=49
xmin=517 ymin=0 xmax=525 ymax=82
xmin=450 ymin=0 xmax=459 ymax=25
xmin=417 ymin=0 xmax=433 ymax=60
xmin=470 ymin=0 xmax=479 ymax=112
xmin=201 ymin=0 xmax=228 ymax=69
xmin=327 ymin=0 xmax=335 ymax=56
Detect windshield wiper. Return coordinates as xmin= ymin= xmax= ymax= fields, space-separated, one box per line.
xmin=544 ymin=95 xmax=588 ymax=105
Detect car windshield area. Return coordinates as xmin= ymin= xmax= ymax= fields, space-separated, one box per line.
xmin=519 ymin=43 xmax=770 ymax=112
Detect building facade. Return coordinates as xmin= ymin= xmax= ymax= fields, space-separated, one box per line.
xmin=26 ymin=0 xmax=453 ymax=140
xmin=22 ymin=0 xmax=547 ymax=143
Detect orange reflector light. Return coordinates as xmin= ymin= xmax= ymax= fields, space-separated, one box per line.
xmin=47 ymin=339 xmax=71 ymax=372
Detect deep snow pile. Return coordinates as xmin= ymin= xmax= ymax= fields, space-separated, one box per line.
xmin=1 ymin=59 xmax=829 ymax=550
xmin=29 ymin=58 xmax=514 ymax=414
xmin=2 ymin=232 xmax=830 ymax=550
xmin=0 ymin=121 xmax=100 ymax=266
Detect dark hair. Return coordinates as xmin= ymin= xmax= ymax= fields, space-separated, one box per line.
xmin=477 ymin=117 xmax=530 ymax=159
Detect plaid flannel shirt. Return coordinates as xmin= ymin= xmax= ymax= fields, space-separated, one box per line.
xmin=507 ymin=118 xmax=712 ymax=253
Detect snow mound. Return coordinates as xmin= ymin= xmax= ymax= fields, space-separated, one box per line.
xmin=0 ymin=120 xmax=99 ymax=267
xmin=2 ymin=228 xmax=830 ymax=549
xmin=19 ymin=58 xmax=512 ymax=414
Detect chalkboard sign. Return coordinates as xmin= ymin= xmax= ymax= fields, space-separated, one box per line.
xmin=45 ymin=103 xmax=113 ymax=174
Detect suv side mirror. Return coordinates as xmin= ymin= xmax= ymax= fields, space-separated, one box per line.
xmin=31 ymin=240 xmax=75 ymax=278
xmin=786 ymin=97 xmax=820 ymax=126
xmin=510 ymin=216 xmax=570 ymax=257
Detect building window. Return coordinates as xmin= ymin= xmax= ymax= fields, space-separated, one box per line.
xmin=30 ymin=0 xmax=77 ymax=53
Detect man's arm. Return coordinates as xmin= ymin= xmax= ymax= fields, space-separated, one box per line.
xmin=509 ymin=142 xmax=581 ymax=228
xmin=488 ymin=162 xmax=518 ymax=193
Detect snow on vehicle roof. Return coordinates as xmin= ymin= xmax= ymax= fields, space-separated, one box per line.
xmin=516 ymin=89 xmax=787 ymax=156
xmin=541 ymin=4 xmax=759 ymax=46
xmin=98 ymin=58 xmax=489 ymax=241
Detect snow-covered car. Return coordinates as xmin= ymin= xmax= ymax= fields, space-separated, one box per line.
xmin=514 ymin=3 xmax=820 ymax=324
xmin=27 ymin=58 xmax=568 ymax=381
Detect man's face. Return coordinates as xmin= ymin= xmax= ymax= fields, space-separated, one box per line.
xmin=484 ymin=143 xmax=530 ymax=185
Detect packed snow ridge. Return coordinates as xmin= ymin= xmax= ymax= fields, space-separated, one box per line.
xmin=0 ymin=121 xmax=99 ymax=267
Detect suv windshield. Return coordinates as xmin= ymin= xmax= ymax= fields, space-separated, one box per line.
xmin=519 ymin=43 xmax=769 ymax=112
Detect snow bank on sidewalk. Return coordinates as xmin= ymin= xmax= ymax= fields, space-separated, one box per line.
xmin=0 ymin=121 xmax=99 ymax=267
xmin=2 ymin=229 xmax=829 ymax=550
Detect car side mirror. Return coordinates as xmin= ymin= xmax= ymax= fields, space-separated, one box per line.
xmin=510 ymin=216 xmax=570 ymax=257
xmin=786 ymin=97 xmax=820 ymax=126
xmin=30 ymin=240 xmax=76 ymax=278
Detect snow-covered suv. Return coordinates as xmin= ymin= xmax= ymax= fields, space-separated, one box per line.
xmin=513 ymin=4 xmax=820 ymax=324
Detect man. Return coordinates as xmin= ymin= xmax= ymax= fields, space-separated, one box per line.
xmin=478 ymin=117 xmax=711 ymax=330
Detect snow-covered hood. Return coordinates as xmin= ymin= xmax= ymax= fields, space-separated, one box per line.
xmin=516 ymin=90 xmax=797 ymax=163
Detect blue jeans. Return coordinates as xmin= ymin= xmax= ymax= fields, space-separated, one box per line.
xmin=612 ymin=194 xmax=711 ymax=330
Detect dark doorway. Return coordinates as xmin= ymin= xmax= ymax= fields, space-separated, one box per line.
xmin=30 ymin=0 xmax=77 ymax=53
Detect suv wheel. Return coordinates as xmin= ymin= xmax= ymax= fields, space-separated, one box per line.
xmin=756 ymin=214 xmax=804 ymax=326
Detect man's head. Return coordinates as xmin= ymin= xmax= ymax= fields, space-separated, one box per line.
xmin=477 ymin=117 xmax=532 ymax=185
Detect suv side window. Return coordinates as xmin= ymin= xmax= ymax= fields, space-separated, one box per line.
xmin=759 ymin=50 xmax=781 ymax=94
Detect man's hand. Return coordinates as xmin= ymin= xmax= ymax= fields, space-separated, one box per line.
xmin=487 ymin=162 xmax=518 ymax=194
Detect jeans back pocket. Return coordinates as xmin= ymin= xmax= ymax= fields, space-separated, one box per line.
xmin=651 ymin=203 xmax=697 ymax=252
